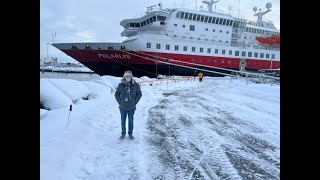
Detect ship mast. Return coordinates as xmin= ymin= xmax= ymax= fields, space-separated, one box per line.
xmin=253 ymin=2 xmax=272 ymax=26
xmin=202 ymin=0 xmax=219 ymax=13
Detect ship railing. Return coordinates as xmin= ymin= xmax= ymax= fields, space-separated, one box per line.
xmin=136 ymin=76 xmax=196 ymax=88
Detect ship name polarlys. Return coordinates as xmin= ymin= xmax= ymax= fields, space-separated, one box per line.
xmin=97 ymin=53 xmax=130 ymax=59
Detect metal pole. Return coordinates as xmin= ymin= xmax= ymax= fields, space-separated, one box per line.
xmin=270 ymin=57 xmax=273 ymax=69
xmin=47 ymin=43 xmax=49 ymax=63
xmin=156 ymin=61 xmax=158 ymax=78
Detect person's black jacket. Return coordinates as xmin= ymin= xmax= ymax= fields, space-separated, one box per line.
xmin=115 ymin=78 xmax=142 ymax=111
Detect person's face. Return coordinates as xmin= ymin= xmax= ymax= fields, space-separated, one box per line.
xmin=125 ymin=76 xmax=132 ymax=82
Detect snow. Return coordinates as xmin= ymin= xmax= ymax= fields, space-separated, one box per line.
xmin=48 ymin=79 xmax=89 ymax=102
xmin=40 ymin=79 xmax=73 ymax=110
xmin=40 ymin=75 xmax=280 ymax=180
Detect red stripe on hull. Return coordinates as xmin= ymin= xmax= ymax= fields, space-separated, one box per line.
xmin=62 ymin=49 xmax=280 ymax=70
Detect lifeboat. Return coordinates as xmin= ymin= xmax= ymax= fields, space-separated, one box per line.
xmin=256 ymin=34 xmax=280 ymax=45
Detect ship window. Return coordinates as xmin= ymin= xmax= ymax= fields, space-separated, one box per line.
xmin=219 ymin=40 xmax=222 ymax=42
xmin=244 ymin=37 xmax=246 ymax=39
xmin=201 ymin=15 xmax=205 ymax=22
xmin=205 ymin=28 xmax=208 ymax=31
xmin=192 ymin=14 xmax=197 ymax=20
xmin=180 ymin=12 xmax=185 ymax=19
xmin=188 ymin=13 xmax=193 ymax=20
xmin=226 ymin=31 xmax=229 ymax=34
xmin=192 ymin=47 xmax=196 ymax=52
xmin=71 ymin=45 xmax=77 ymax=49
xmin=266 ymin=54 xmax=270 ymax=58
xmin=146 ymin=43 xmax=151 ymax=48
xmin=166 ymin=44 xmax=170 ymax=50
xmin=219 ymin=18 xmax=223 ymax=24
xmin=205 ymin=38 xmax=208 ymax=41
xmin=254 ymin=52 xmax=258 ymax=57
xmin=212 ymin=17 xmax=216 ymax=24
xmin=222 ymin=60 xmax=224 ymax=63
xmin=156 ymin=43 xmax=161 ymax=49
xmin=204 ymin=16 xmax=208 ymax=22
xmin=182 ymin=25 xmax=185 ymax=28
xmin=207 ymin=48 xmax=211 ymax=53
xmin=214 ymin=60 xmax=217 ymax=63
xmin=260 ymin=53 xmax=264 ymax=58
xmin=98 ymin=46 xmax=101 ymax=49
xmin=183 ymin=46 xmax=187 ymax=51
xmin=197 ymin=37 xmax=200 ymax=40
xmin=207 ymin=59 xmax=210 ymax=62
xmin=157 ymin=15 xmax=166 ymax=21
xmin=235 ymin=51 xmax=239 ymax=56
xmin=208 ymin=16 xmax=212 ymax=23
xmin=174 ymin=24 xmax=177 ymax=27
xmin=220 ymin=30 xmax=222 ymax=33
xmin=213 ymin=29 xmax=215 ymax=32
xmin=176 ymin=11 xmax=180 ymax=18
xmin=175 ymin=45 xmax=179 ymax=51
xmin=222 ymin=19 xmax=226 ymax=25
xmin=242 ymin=51 xmax=246 ymax=57
xmin=229 ymin=50 xmax=232 ymax=55
xmin=85 ymin=45 xmax=91 ymax=49
xmin=190 ymin=25 xmax=195 ymax=31
xmin=192 ymin=58 xmax=194 ymax=62
xmin=199 ymin=59 xmax=202 ymax=62
xmin=226 ymin=41 xmax=228 ymax=43
xmin=272 ymin=54 xmax=275 ymax=59
xmin=121 ymin=46 xmax=126 ymax=50
xmin=229 ymin=20 xmax=233 ymax=26
xmin=226 ymin=19 xmax=230 ymax=26
xmin=200 ymin=47 xmax=203 ymax=53
xmin=248 ymin=52 xmax=252 ymax=57
xmin=222 ymin=50 xmax=225 ymax=54
xmin=196 ymin=14 xmax=201 ymax=21
xmin=190 ymin=37 xmax=193 ymax=39
xmin=246 ymin=27 xmax=248 ymax=32
xmin=152 ymin=16 xmax=156 ymax=21
xmin=215 ymin=18 xmax=220 ymax=24
xmin=182 ymin=36 xmax=185 ymax=38
xmin=108 ymin=45 xmax=113 ymax=50
xmin=215 ymin=49 xmax=218 ymax=54
xmin=228 ymin=61 xmax=231 ymax=64
xmin=184 ymin=12 xmax=189 ymax=19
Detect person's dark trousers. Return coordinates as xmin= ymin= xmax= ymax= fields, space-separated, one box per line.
xmin=120 ymin=109 xmax=135 ymax=135
xmin=199 ymin=78 xmax=202 ymax=82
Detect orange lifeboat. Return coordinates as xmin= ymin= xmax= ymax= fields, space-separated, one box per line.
xmin=256 ymin=34 xmax=280 ymax=45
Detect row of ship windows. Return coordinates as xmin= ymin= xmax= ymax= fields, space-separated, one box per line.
xmin=174 ymin=24 xmax=229 ymax=34
xmin=245 ymin=27 xmax=279 ymax=35
xmin=176 ymin=11 xmax=234 ymax=27
xmin=146 ymin=43 xmax=275 ymax=59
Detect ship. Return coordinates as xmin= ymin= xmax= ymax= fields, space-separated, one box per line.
xmin=52 ymin=0 xmax=280 ymax=77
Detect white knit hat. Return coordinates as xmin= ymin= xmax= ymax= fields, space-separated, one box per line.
xmin=123 ymin=70 xmax=133 ymax=78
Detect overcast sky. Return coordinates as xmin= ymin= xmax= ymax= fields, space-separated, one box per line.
xmin=40 ymin=0 xmax=279 ymax=63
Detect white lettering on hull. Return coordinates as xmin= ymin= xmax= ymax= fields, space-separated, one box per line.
xmin=97 ymin=53 xmax=130 ymax=59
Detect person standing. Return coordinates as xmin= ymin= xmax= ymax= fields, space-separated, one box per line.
xmin=115 ymin=70 xmax=142 ymax=139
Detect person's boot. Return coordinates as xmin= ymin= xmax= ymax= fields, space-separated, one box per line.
xmin=129 ymin=134 xmax=134 ymax=139
xmin=119 ymin=134 xmax=125 ymax=139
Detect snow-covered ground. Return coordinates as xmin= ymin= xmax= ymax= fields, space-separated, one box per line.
xmin=40 ymin=76 xmax=280 ymax=180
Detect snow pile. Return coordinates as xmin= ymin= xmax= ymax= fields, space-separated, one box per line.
xmin=40 ymin=79 xmax=73 ymax=110
xmin=140 ymin=76 xmax=152 ymax=81
xmin=100 ymin=75 xmax=122 ymax=88
xmin=48 ymin=79 xmax=89 ymax=102
xmin=40 ymin=109 xmax=48 ymax=119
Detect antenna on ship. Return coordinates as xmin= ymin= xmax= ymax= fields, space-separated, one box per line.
xmin=202 ymin=0 xmax=219 ymax=13
xmin=253 ymin=2 xmax=272 ymax=26
xmin=51 ymin=33 xmax=56 ymax=43
xmin=146 ymin=4 xmax=157 ymax=14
